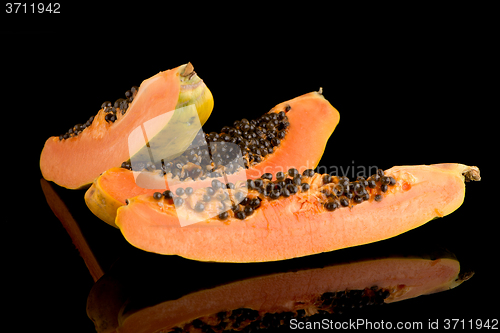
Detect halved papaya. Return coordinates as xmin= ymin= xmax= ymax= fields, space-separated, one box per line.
xmin=85 ymin=91 xmax=340 ymax=227
xmin=40 ymin=63 xmax=214 ymax=189
xmin=115 ymin=163 xmax=480 ymax=262
xmin=87 ymin=244 xmax=472 ymax=333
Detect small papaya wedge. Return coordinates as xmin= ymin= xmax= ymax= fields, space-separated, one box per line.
xmin=115 ymin=163 xmax=480 ymax=262
xmin=40 ymin=63 xmax=214 ymax=189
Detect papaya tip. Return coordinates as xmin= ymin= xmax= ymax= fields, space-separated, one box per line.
xmin=181 ymin=62 xmax=195 ymax=77
xmin=463 ymin=166 xmax=481 ymax=182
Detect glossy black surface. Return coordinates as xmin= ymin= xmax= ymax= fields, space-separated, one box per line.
xmin=6 ymin=12 xmax=493 ymax=332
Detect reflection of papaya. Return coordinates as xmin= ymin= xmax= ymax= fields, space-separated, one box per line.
xmin=40 ymin=63 xmax=214 ymax=189
xmin=86 ymin=243 xmax=472 ymax=333
xmin=40 ymin=178 xmax=104 ymax=282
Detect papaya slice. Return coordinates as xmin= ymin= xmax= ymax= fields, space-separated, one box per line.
xmin=115 ymin=163 xmax=480 ymax=262
xmin=85 ymin=91 xmax=340 ymax=227
xmin=40 ymin=63 xmax=214 ymax=189
xmin=87 ymin=244 xmax=472 ymax=333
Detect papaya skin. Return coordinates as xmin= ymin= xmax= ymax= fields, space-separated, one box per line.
xmin=84 ymin=168 xmax=141 ymax=228
xmin=115 ymin=163 xmax=480 ymax=262
xmin=40 ymin=63 xmax=213 ymax=190
xmin=85 ymin=91 xmax=340 ymax=227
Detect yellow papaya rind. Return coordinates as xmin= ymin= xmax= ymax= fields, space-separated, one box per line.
xmin=84 ymin=171 xmax=124 ymax=228
xmin=128 ymin=64 xmax=214 ymax=166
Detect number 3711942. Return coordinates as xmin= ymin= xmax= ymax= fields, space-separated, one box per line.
xmin=6 ymin=3 xmax=60 ymax=13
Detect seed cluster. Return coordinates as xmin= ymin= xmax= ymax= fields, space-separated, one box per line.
xmin=58 ymin=116 xmax=96 ymax=141
xmin=151 ymin=177 xmax=258 ymax=221
xmin=245 ymin=168 xmax=396 ymax=213
xmin=212 ymin=110 xmax=290 ymax=169
xmin=121 ymin=107 xmax=291 ymax=181
xmin=247 ymin=168 xmax=317 ymax=201
xmin=101 ymin=85 xmax=138 ymax=123
xmin=150 ymin=168 xmax=397 ymax=222
xmin=166 ymin=287 xmax=390 ymax=332
xmin=58 ymin=86 xmax=138 ymax=141
xmin=317 ymin=169 xmax=396 ymax=212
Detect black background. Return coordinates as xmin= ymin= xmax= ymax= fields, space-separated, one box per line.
xmin=3 ymin=5 xmax=495 ymax=332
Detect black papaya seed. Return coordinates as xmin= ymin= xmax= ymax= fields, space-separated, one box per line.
xmin=253 ymin=179 xmax=264 ymax=188
xmin=377 ymin=169 xmax=384 ymax=177
xmin=340 ymin=196 xmax=349 ymax=207
xmin=194 ymin=202 xmax=205 ymax=212
xmin=246 ymin=179 xmax=255 ymax=189
xmin=206 ymin=187 xmax=215 ymax=196
xmin=325 ymin=201 xmax=337 ymax=211
xmin=173 ymin=197 xmax=184 ymax=207
xmin=286 ymin=184 xmax=298 ymax=194
xmin=269 ymin=191 xmax=280 ymax=199
xmin=235 ymin=211 xmax=246 ymax=220
xmin=303 ymin=169 xmax=315 ymax=177
xmin=292 ymin=176 xmax=302 ymax=186
xmin=163 ymin=190 xmax=174 ymax=199
xmin=288 ymin=168 xmax=299 ymax=177
xmin=249 ymin=197 xmax=261 ymax=208
xmin=261 ymin=172 xmax=273 ymax=180
xmin=244 ymin=206 xmax=254 ymax=216
xmin=241 ymin=197 xmax=250 ymax=206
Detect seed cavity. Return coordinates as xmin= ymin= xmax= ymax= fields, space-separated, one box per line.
xmin=58 ymin=86 xmax=138 ymax=141
xmin=150 ymin=168 xmax=398 ymax=222
xmin=119 ymin=109 xmax=290 ymax=183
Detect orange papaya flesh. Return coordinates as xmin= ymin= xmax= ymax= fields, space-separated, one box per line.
xmin=115 ymin=163 xmax=480 ymax=262
xmin=87 ymin=246 xmax=470 ymax=333
xmin=85 ymin=91 xmax=340 ymax=227
xmin=40 ymin=63 xmax=213 ymax=190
